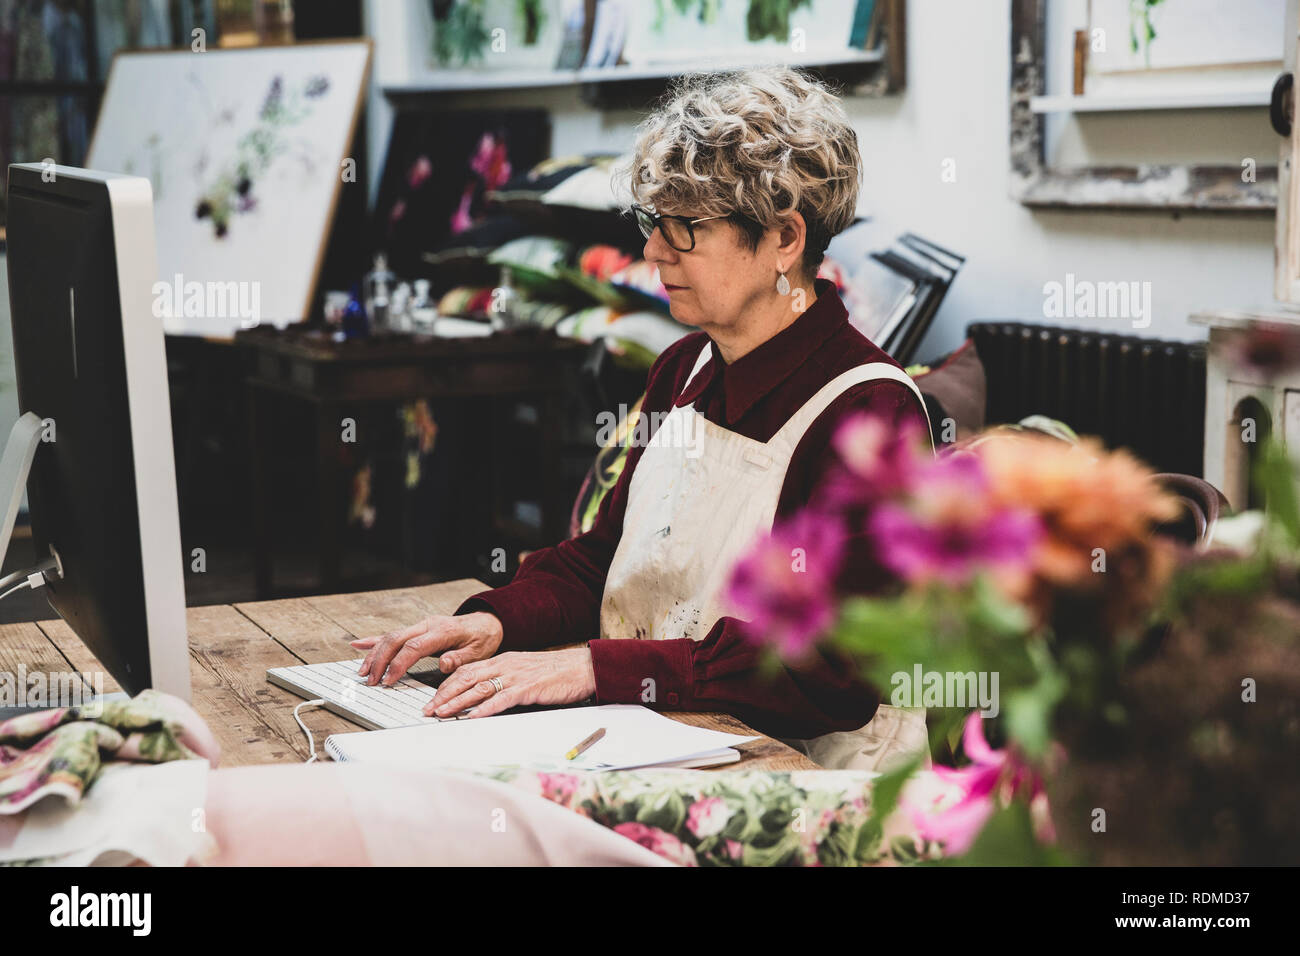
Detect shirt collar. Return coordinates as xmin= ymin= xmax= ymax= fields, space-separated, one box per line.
xmin=676 ymin=277 xmax=850 ymax=425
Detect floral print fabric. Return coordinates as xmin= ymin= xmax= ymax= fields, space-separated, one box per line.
xmin=474 ymin=766 xmax=950 ymax=867
xmin=0 ymin=690 xmax=214 ymax=815
xmin=2 ymin=691 xmax=953 ymax=866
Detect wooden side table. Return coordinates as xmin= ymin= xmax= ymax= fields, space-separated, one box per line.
xmin=235 ymin=326 xmax=588 ymax=598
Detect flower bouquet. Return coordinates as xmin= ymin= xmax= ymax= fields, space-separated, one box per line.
xmin=724 ymin=329 xmax=1300 ymax=864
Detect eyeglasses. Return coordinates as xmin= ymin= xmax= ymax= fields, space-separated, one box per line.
xmin=626 ymin=203 xmax=727 ymax=252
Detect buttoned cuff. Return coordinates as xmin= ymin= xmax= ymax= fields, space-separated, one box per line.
xmin=588 ymin=638 xmax=695 ymax=710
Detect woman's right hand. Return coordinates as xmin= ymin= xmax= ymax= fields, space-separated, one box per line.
xmin=351 ymin=611 xmax=504 ymax=686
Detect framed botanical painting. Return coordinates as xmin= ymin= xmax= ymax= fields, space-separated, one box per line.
xmin=85 ymin=39 xmax=372 ymax=335
xmin=373 ymin=107 xmax=551 ymax=279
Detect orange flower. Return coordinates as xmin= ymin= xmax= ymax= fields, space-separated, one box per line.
xmin=969 ymin=434 xmax=1182 ymax=634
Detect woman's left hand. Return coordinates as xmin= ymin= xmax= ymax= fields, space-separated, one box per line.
xmin=426 ymin=648 xmax=596 ymax=719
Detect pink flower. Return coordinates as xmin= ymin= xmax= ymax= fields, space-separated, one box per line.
xmin=725 ymin=839 xmax=744 ymax=861
xmin=470 ymin=133 xmax=511 ymax=191
xmin=818 ymin=412 xmax=931 ymax=511
xmin=449 ymin=188 xmax=474 ymax=234
xmin=537 ymin=772 xmax=579 ymax=805
xmin=868 ymin=454 xmax=1041 ymax=587
xmin=1219 ymin=321 xmax=1300 ymax=380
xmin=801 ymin=807 xmax=836 ymax=856
xmin=725 ymin=510 xmax=845 ymax=659
xmin=613 ymin=822 xmax=698 ymax=866
xmin=407 ymin=155 xmax=433 ymax=189
xmin=686 ymin=796 xmax=728 ymax=838
xmin=903 ymin=712 xmax=1054 ymax=856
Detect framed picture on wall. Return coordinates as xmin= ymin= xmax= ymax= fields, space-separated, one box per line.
xmin=620 ymin=0 xmax=861 ymax=65
xmin=1010 ymin=0 xmax=1282 ymax=211
xmin=373 ymin=108 xmax=552 ymax=279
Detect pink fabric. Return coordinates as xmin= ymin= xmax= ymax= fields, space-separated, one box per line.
xmin=202 ymin=763 xmax=674 ymax=866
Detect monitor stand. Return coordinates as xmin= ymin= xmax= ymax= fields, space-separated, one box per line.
xmin=0 ymin=412 xmax=48 ymax=578
xmin=0 ymin=411 xmax=121 ymax=721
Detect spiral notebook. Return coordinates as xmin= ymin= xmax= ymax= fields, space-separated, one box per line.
xmin=324 ymin=704 xmax=757 ymax=772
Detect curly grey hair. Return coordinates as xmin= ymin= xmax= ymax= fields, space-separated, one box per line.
xmin=616 ymin=66 xmax=862 ymax=277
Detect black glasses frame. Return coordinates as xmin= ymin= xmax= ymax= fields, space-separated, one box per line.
xmin=626 ymin=203 xmax=728 ymax=252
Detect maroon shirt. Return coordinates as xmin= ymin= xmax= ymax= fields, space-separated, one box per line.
xmin=455 ymin=278 xmax=931 ymax=739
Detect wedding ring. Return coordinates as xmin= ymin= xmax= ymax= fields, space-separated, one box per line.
xmin=489 ymin=676 xmax=504 ymax=694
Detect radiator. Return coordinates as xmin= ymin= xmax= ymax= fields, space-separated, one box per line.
xmin=967 ymin=322 xmax=1207 ymax=477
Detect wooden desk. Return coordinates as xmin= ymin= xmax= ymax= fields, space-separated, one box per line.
xmin=0 ymin=579 xmax=818 ymax=772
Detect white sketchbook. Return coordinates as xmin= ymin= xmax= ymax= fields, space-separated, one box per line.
xmin=324 ymin=703 xmax=757 ymax=772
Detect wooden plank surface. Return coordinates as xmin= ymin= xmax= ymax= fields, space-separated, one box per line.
xmin=0 ymin=621 xmax=98 ymax=704
xmin=32 ymin=607 xmax=354 ymax=766
xmin=10 ymin=579 xmax=819 ymax=772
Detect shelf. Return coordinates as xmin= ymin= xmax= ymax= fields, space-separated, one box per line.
xmin=382 ymin=48 xmax=887 ymax=103
xmin=1031 ymin=88 xmax=1272 ymax=114
xmin=1189 ymin=305 xmax=1300 ymax=331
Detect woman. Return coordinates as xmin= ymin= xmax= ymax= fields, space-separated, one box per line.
xmin=355 ymin=67 xmax=933 ymax=772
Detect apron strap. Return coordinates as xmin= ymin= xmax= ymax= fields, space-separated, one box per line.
xmin=676 ymin=340 xmax=933 ymax=454
xmin=679 ymin=339 xmax=714 ymax=398
xmin=770 ymin=362 xmax=934 ymax=453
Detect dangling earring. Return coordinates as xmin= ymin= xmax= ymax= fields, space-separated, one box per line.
xmin=776 ymin=269 xmax=791 ymax=296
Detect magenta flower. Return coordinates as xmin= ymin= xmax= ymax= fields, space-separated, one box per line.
xmin=724 ymin=510 xmax=846 ymax=659
xmin=903 ymin=712 xmax=1054 ymax=856
xmin=470 ymin=133 xmax=511 ymax=191
xmin=818 ymin=411 xmax=931 ymax=512
xmin=613 ymin=822 xmax=698 ymax=866
xmin=449 ymin=187 xmax=474 ymax=234
xmin=867 ymin=453 xmax=1040 ymax=587
xmin=685 ymin=796 xmax=728 ymax=838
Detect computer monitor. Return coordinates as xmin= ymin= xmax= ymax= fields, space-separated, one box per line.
xmin=3 ymin=163 xmax=190 ymax=702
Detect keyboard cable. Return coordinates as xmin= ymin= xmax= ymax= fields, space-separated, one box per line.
xmin=293 ymin=698 xmax=327 ymax=763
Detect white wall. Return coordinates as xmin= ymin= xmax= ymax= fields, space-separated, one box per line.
xmin=361 ymin=0 xmax=1278 ymax=360
xmin=1 ymin=0 xmax=1278 ymax=415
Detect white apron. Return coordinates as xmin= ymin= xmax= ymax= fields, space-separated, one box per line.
xmin=599 ymin=340 xmax=934 ymax=772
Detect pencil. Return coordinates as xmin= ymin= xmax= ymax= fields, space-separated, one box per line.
xmin=565 ymin=727 xmax=606 ymax=760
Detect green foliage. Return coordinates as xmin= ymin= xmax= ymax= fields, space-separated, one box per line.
xmin=433 ymin=0 xmax=490 ymax=67
xmin=745 ymin=0 xmax=814 ymax=43
xmin=653 ymin=0 xmax=722 ymax=32
xmin=856 ymin=752 xmax=923 ymax=860
xmin=834 ymin=575 xmax=1037 ymax=707
xmin=936 ymin=802 xmax=1074 ymax=866
xmin=1254 ymin=437 xmax=1300 ymax=550
xmin=1128 ymin=0 xmax=1166 ymax=66
xmin=517 ymin=0 xmax=545 ymax=45
xmin=1000 ymin=640 xmax=1066 ymax=759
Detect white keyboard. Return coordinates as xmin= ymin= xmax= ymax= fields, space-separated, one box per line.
xmin=267 ymin=657 xmax=476 ymax=730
